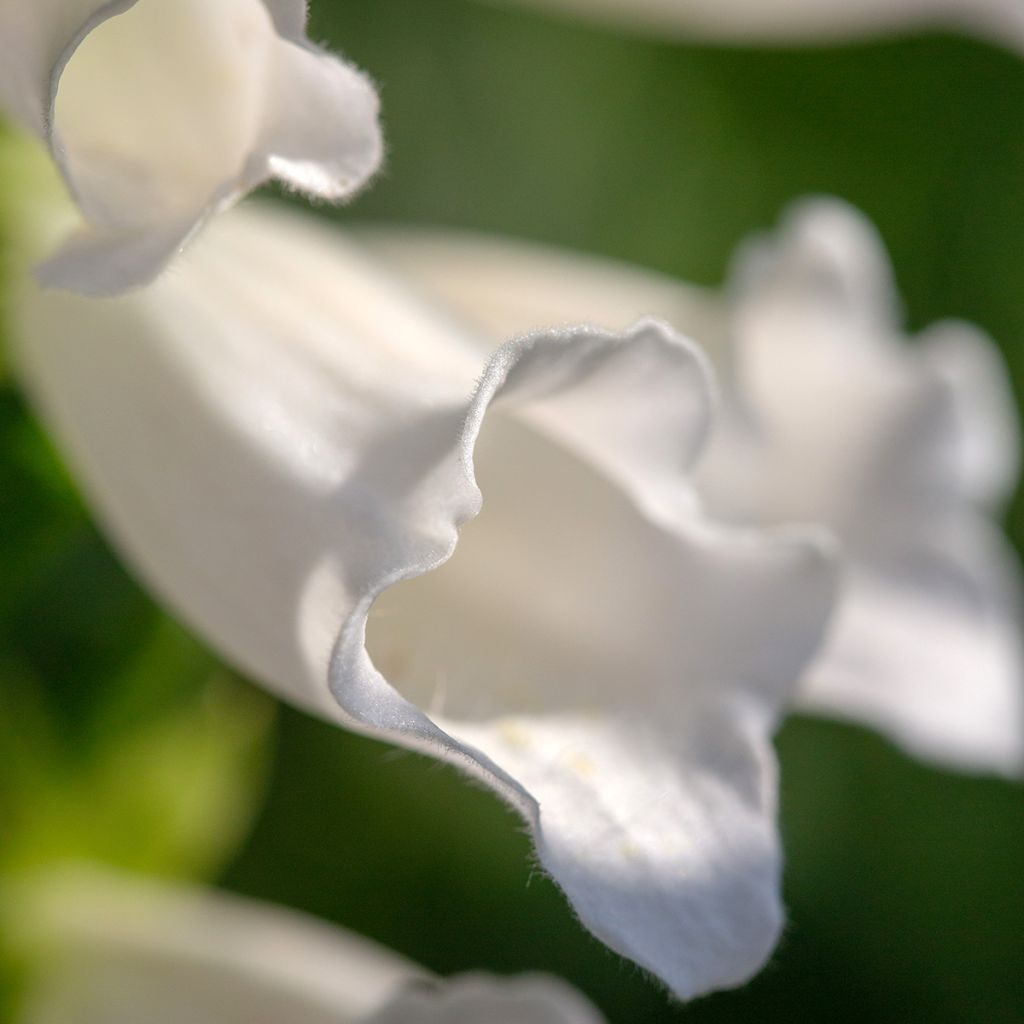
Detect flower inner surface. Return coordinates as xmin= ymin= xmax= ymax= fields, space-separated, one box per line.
xmin=54 ymin=0 xmax=272 ymax=226
xmin=366 ymin=411 xmax=693 ymax=725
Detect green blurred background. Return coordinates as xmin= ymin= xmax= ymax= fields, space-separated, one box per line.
xmin=1 ymin=1 xmax=1022 ymax=1021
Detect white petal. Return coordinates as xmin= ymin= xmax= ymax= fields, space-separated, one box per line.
xmin=362 ymin=227 xmax=725 ymax=360
xmin=710 ymin=199 xmax=1024 ymax=776
xmin=918 ymin=319 xmax=1021 ymax=510
xmin=727 ymin=195 xmax=901 ymax=337
xmin=16 ymin=868 xmax=423 ymax=1024
xmin=11 ymin=203 xmax=837 ymax=998
xmin=0 ymin=0 xmax=381 ymax=295
xmin=484 ymin=0 xmax=1024 ymax=51
xmin=366 ymin=974 xmax=606 ymax=1024
xmin=11 ymin=203 xmax=483 ymax=723
xmin=801 ymin=530 xmax=1024 ymax=776
xmin=352 ymin=327 xmax=837 ymax=997
xmin=361 ymin=207 xmax=1024 ymax=777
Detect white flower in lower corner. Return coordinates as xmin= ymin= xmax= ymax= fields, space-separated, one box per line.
xmin=366 ymin=197 xmax=1024 ymax=779
xmin=7 ymin=199 xmax=837 ymax=1000
xmin=0 ymin=0 xmax=381 ymax=296
xmin=14 ymin=868 xmax=604 ymax=1024
xmin=486 ymin=0 xmax=1024 ymax=51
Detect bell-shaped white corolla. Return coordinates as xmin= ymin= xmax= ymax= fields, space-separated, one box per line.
xmin=14 ymin=868 xmax=605 ymax=1024
xmin=486 ymin=0 xmax=1024 ymax=50
xmin=7 ymin=198 xmax=838 ymax=1000
xmin=0 ymin=0 xmax=382 ymax=296
xmin=365 ymin=197 xmax=1024 ymax=779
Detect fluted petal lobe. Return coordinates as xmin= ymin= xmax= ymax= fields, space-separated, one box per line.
xmin=365 ymin=200 xmax=1024 ymax=778
xmin=0 ymin=0 xmax=381 ymax=295
xmin=709 ymin=200 xmax=1023 ymax=776
xmin=11 ymin=203 xmax=837 ymax=999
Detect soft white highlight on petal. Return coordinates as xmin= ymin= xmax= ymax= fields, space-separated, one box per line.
xmin=17 ymin=869 xmax=423 ymax=1024
xmin=367 ymin=974 xmax=606 ymax=1024
xmin=362 ymin=203 xmax=1023 ymax=778
xmin=486 ymin=0 xmax=1024 ymax=51
xmin=11 ymin=202 xmax=838 ymax=998
xmin=0 ymin=0 xmax=382 ymax=295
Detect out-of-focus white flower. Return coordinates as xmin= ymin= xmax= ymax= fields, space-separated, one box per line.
xmin=0 ymin=0 xmax=382 ymax=295
xmin=365 ymin=974 xmax=605 ymax=1024
xmin=366 ymin=197 xmax=1024 ymax=778
xmin=6 ymin=188 xmax=837 ymax=999
xmin=486 ymin=0 xmax=1024 ymax=50
xmin=14 ymin=868 xmax=604 ymax=1024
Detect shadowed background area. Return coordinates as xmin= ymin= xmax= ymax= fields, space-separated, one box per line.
xmin=1 ymin=1 xmax=1021 ymax=1021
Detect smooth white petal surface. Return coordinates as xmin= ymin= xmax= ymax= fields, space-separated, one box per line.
xmin=486 ymin=0 xmax=1024 ymax=50
xmin=0 ymin=0 xmax=381 ymax=295
xmin=11 ymin=202 xmax=837 ymax=999
xmin=364 ymin=202 xmax=1024 ymax=778
xmin=367 ymin=974 xmax=605 ymax=1024
xmin=17 ymin=869 xmax=423 ymax=1024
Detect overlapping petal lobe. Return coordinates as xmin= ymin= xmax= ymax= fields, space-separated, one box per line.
xmin=17 ymin=869 xmax=424 ymax=1024
xmin=260 ymin=37 xmax=382 ymax=201
xmin=347 ymin=330 xmax=837 ymax=997
xmin=0 ymin=0 xmax=382 ymax=295
xmin=485 ymin=0 xmax=1024 ymax=51
xmin=11 ymin=203 xmax=483 ymax=723
xmin=804 ymin=542 xmax=1024 ymax=776
xmin=367 ymin=974 xmax=606 ymax=1024
xmin=361 ymin=454 xmax=834 ymax=997
xmin=357 ymin=204 xmax=1024 ymax=778
xmin=715 ymin=200 xmax=1024 ymax=776
xmin=12 ymin=201 xmax=838 ymax=998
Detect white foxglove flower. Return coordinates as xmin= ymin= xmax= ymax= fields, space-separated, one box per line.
xmin=7 ymin=197 xmax=837 ymax=1000
xmin=15 ymin=869 xmax=604 ymax=1024
xmin=0 ymin=0 xmax=382 ymax=295
xmin=487 ymin=0 xmax=1024 ymax=50
xmin=366 ymin=197 xmax=1024 ymax=778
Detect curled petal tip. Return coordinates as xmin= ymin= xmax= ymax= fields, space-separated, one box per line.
xmin=1 ymin=0 xmax=383 ymax=294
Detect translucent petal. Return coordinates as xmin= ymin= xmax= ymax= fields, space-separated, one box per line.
xmin=364 ymin=203 xmax=1024 ymax=777
xmin=11 ymin=203 xmax=837 ymax=998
